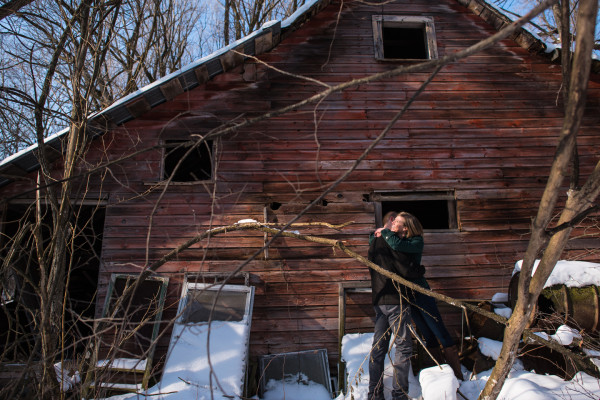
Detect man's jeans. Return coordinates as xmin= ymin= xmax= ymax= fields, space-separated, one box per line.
xmin=368 ymin=303 xmax=412 ymax=400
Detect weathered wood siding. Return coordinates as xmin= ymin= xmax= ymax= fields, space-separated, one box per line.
xmin=2 ymin=0 xmax=600 ymax=369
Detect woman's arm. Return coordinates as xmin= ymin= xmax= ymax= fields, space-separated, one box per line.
xmin=379 ymin=229 xmax=424 ymax=253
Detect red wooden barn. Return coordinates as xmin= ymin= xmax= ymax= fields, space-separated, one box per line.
xmin=1 ymin=0 xmax=599 ymax=395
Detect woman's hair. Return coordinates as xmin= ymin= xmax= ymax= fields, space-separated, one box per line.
xmin=399 ymin=211 xmax=423 ymax=237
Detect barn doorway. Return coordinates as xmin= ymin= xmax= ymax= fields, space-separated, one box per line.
xmin=0 ymin=202 xmax=105 ymax=361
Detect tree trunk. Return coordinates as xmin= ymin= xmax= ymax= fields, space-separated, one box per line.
xmin=477 ymin=1 xmax=599 ymax=399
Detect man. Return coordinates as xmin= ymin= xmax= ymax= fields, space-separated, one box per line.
xmin=367 ymin=211 xmax=423 ymax=400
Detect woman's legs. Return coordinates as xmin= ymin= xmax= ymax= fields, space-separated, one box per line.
xmin=411 ymin=292 xmax=463 ymax=379
xmin=412 ymin=292 xmax=454 ymax=348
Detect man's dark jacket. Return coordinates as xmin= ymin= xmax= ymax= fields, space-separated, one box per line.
xmin=368 ymin=235 xmax=424 ymax=305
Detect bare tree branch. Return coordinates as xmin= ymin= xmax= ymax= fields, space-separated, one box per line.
xmin=0 ymin=0 xmax=35 ymax=21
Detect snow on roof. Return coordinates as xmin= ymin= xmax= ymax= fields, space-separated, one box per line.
xmin=282 ymin=0 xmax=320 ymax=28
xmin=0 ymin=129 xmax=65 ymax=168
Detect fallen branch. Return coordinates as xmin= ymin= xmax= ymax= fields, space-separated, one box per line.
xmin=136 ymin=221 xmax=599 ymax=376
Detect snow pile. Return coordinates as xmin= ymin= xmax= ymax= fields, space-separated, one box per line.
xmin=155 ymin=322 xmax=249 ymax=397
xmin=494 ymin=306 xmax=512 ymax=319
xmin=54 ymin=362 xmax=80 ymax=392
xmin=104 ymin=321 xmax=249 ymax=400
xmin=551 ymin=325 xmax=583 ymax=346
xmin=459 ymin=369 xmax=600 ymax=400
xmin=513 ymin=260 xmax=600 ymax=288
xmin=339 ymin=333 xmax=421 ymax=400
xmin=340 ymin=333 xmax=371 ymax=400
xmin=476 ymin=337 xmax=524 ymax=369
xmin=339 ymin=332 xmax=600 ymax=400
xmin=477 ymin=337 xmax=503 ymax=361
xmin=491 ymin=292 xmax=509 ymax=304
xmin=96 ymin=358 xmax=147 ymax=370
xmin=419 ymin=365 xmax=459 ymax=400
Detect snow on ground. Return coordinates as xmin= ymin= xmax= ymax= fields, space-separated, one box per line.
xmin=99 ymin=260 xmax=600 ymax=399
xmin=338 ymin=332 xmax=600 ymax=400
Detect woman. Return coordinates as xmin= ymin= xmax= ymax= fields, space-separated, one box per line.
xmin=374 ymin=211 xmax=463 ymax=380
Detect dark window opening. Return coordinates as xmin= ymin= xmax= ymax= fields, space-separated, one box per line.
xmin=383 ymin=26 xmax=427 ymax=59
xmin=164 ymin=139 xmax=213 ymax=182
xmin=104 ymin=276 xmax=168 ymax=355
xmin=371 ymin=191 xmax=458 ymax=230
xmin=372 ymin=16 xmax=437 ymax=61
xmin=381 ymin=200 xmax=450 ymax=229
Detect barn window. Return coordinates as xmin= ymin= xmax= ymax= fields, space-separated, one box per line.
xmin=95 ymin=274 xmax=169 ymax=392
xmin=372 ymin=16 xmax=438 ymax=60
xmin=163 ymin=277 xmax=255 ymax=399
xmin=163 ymin=139 xmax=213 ymax=182
xmin=179 ymin=281 xmax=254 ymax=324
xmin=370 ymin=191 xmax=458 ymax=230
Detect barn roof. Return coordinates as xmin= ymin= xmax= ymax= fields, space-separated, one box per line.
xmin=0 ymin=0 xmax=584 ymax=188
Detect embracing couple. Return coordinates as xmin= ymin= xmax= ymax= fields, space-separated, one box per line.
xmin=367 ymin=211 xmax=462 ymax=400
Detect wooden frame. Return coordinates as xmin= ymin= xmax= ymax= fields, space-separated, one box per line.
xmin=96 ymin=274 xmax=169 ymax=392
xmin=162 ymin=275 xmax=255 ymax=398
xmin=176 ymin=278 xmax=255 ymax=324
xmin=372 ymin=15 xmax=438 ymax=60
xmin=337 ymin=281 xmax=372 ymax=395
xmin=258 ymin=349 xmax=333 ymax=398
xmin=371 ymin=190 xmax=459 ymax=230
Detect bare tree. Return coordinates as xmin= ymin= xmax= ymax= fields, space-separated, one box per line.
xmin=220 ymin=0 xmax=301 ymax=45
xmin=495 ymin=0 xmax=600 ymax=51
xmin=92 ymin=0 xmax=208 ymax=108
xmin=0 ymin=0 xmax=206 ymax=397
xmin=0 ymin=0 xmax=35 ymax=21
xmin=0 ymin=0 xmax=207 ymax=159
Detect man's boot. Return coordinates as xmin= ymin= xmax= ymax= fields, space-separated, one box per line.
xmin=426 ymin=345 xmax=444 ymax=366
xmin=443 ymin=345 xmax=463 ymax=380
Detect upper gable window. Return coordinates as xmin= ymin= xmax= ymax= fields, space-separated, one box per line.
xmin=372 ymin=16 xmax=438 ymax=60
xmin=163 ymin=139 xmax=213 ymax=182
